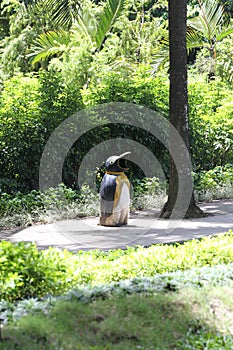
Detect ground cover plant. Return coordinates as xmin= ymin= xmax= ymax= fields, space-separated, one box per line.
xmin=1 ymin=279 xmax=233 ymax=349
xmin=1 ymin=230 xmax=233 ymax=302
xmin=0 ymin=178 xmax=166 ymax=229
xmin=1 ymin=163 xmax=232 ymax=229
xmin=193 ymin=163 xmax=233 ymax=200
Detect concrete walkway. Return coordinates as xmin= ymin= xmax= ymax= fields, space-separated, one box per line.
xmin=6 ymin=199 xmax=233 ymax=251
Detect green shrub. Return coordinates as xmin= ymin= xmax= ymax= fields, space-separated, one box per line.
xmin=0 ymin=184 xmax=99 ymax=227
xmin=84 ymin=70 xmax=233 ymax=172
xmin=0 ymin=74 xmax=43 ymax=192
xmin=0 ymin=241 xmax=72 ymax=301
xmin=83 ymin=69 xmax=169 ymax=114
xmin=0 ymin=71 xmax=84 ymax=193
xmin=193 ymin=164 xmax=233 ymax=200
xmin=1 ymin=231 xmax=233 ymax=302
xmin=188 ymin=79 xmax=233 ymax=170
xmin=0 ymin=69 xmax=232 ymax=194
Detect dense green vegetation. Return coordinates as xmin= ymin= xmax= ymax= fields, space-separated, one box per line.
xmin=1 ymin=230 xmax=233 ymax=302
xmin=1 ymin=233 xmax=233 ymax=349
xmin=0 ymin=1 xmax=233 ymax=348
xmin=1 ymin=285 xmax=233 ymax=349
xmin=0 ymin=0 xmax=232 ymax=195
xmin=0 ymin=72 xmax=232 ymax=194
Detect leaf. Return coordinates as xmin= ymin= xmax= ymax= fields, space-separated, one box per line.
xmin=216 ymin=27 xmax=233 ymax=41
xmin=72 ymin=5 xmax=97 ymax=49
xmin=95 ymin=0 xmax=126 ymax=49
xmin=29 ymin=30 xmax=71 ymax=65
xmin=189 ymin=0 xmax=226 ymax=40
xmin=28 ymin=0 xmax=81 ymax=28
xmin=186 ymin=27 xmax=206 ymax=52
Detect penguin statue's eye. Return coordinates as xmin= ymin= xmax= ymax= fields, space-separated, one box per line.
xmin=110 ymin=161 xmax=114 ymax=164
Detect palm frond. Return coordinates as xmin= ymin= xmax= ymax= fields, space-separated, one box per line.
xmin=95 ymin=0 xmax=126 ymax=49
xmin=216 ymin=27 xmax=233 ymax=41
xmin=26 ymin=0 xmax=80 ymax=28
xmin=72 ymin=5 xmax=97 ymax=49
xmin=204 ymin=0 xmax=224 ymax=34
xmin=151 ymin=46 xmax=169 ymax=73
xmin=189 ymin=0 xmax=225 ymax=39
xmin=188 ymin=16 xmax=209 ymax=37
xmin=186 ymin=28 xmax=205 ymax=52
xmin=29 ymin=30 xmax=71 ymax=65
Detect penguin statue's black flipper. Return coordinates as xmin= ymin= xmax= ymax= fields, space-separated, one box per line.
xmin=99 ymin=173 xmax=116 ymax=216
xmin=99 ymin=152 xmax=131 ymax=227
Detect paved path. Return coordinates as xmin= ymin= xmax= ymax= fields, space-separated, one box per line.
xmin=3 ymin=199 xmax=232 ymax=251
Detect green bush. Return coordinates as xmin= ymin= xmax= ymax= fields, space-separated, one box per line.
xmin=0 ymin=184 xmax=99 ymax=227
xmin=0 ymin=69 xmax=232 ymax=194
xmin=84 ymin=70 xmax=233 ymax=172
xmin=193 ymin=164 xmax=233 ymax=200
xmin=188 ymin=79 xmax=233 ymax=170
xmin=0 ymin=74 xmax=43 ymax=192
xmin=0 ymin=241 xmax=72 ymax=301
xmin=0 ymin=72 xmax=83 ymax=193
xmin=1 ymin=231 xmax=233 ymax=302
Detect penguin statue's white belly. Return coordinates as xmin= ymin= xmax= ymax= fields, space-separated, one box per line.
xmin=111 ymin=176 xmax=130 ymax=226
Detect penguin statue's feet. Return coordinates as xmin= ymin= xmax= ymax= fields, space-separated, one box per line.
xmin=99 ymin=212 xmax=129 ymax=227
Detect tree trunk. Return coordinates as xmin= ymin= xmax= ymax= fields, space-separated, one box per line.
xmin=161 ymin=0 xmax=205 ymax=219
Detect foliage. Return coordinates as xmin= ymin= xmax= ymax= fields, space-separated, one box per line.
xmin=30 ymin=0 xmax=127 ymax=66
xmin=131 ymin=176 xmax=165 ymax=196
xmin=215 ymin=35 xmax=233 ymax=83
xmin=0 ymin=241 xmax=72 ymax=301
xmin=2 ymin=289 xmax=232 ymax=350
xmin=0 ymin=72 xmax=83 ymax=192
xmin=84 ymin=70 xmax=233 ymax=171
xmin=193 ymin=164 xmax=233 ymax=200
xmin=1 ymin=231 xmax=233 ymax=301
xmin=0 ymin=69 xmax=232 ymax=193
xmin=0 ymin=68 xmax=232 ymax=194
xmin=131 ymin=177 xmax=167 ymax=210
xmin=0 ymin=184 xmax=100 ymax=228
xmin=0 ymin=178 xmax=166 ymax=228
xmin=188 ymin=78 xmax=233 ymax=170
xmin=0 ymin=0 xmax=55 ymax=78
xmin=188 ymin=0 xmax=233 ymax=59
xmin=177 ymin=330 xmax=233 ymax=349
xmin=1 ymin=262 xmax=233 ymax=324
xmin=0 ymin=74 xmax=44 ymax=192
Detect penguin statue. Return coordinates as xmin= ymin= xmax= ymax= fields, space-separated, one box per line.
xmin=99 ymin=152 xmax=131 ymax=226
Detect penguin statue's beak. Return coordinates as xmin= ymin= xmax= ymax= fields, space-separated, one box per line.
xmin=118 ymin=151 xmax=131 ymax=159
xmin=117 ymin=151 xmax=131 ymax=170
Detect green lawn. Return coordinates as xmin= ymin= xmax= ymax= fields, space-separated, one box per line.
xmin=1 ymin=286 xmax=233 ymax=350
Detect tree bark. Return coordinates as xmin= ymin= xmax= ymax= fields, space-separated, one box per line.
xmin=161 ymin=0 xmax=205 ymax=219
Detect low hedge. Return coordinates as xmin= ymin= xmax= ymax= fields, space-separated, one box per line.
xmin=1 ymin=231 xmax=233 ymax=301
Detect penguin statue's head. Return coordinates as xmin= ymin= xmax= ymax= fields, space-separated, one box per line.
xmin=105 ymin=151 xmax=131 ymax=172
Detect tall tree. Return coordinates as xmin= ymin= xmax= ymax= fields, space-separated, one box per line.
xmin=161 ymin=0 xmax=204 ymax=219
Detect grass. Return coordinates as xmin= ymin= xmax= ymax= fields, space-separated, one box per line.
xmin=1 ymin=286 xmax=233 ymax=349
